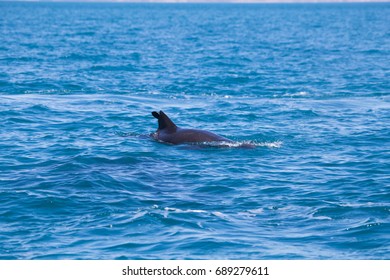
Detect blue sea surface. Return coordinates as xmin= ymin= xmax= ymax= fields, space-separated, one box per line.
xmin=0 ymin=2 xmax=389 ymax=259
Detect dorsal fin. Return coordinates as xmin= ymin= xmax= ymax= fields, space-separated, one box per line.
xmin=152 ymin=110 xmax=177 ymax=132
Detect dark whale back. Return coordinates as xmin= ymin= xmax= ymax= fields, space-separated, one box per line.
xmin=151 ymin=111 xmax=231 ymax=145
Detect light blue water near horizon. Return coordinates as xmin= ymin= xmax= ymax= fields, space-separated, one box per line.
xmin=0 ymin=2 xmax=389 ymax=259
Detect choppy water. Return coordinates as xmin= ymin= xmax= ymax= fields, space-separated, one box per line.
xmin=0 ymin=2 xmax=389 ymax=259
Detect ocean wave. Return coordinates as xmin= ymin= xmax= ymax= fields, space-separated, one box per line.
xmin=1 ymin=2 xmax=389 ymax=260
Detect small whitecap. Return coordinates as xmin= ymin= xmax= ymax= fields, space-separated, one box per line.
xmin=163 ymin=207 xmax=207 ymax=214
xmin=295 ymin=91 xmax=309 ymax=96
xmin=130 ymin=211 xmax=147 ymax=221
xmin=163 ymin=208 xmax=208 ymax=218
xmin=189 ymin=210 xmax=208 ymax=213
xmin=284 ymin=91 xmax=310 ymax=97
xmin=312 ymin=215 xmax=332 ymax=220
xmin=248 ymin=208 xmax=264 ymax=215
xmin=212 ymin=211 xmax=230 ymax=220
xmin=254 ymin=141 xmax=283 ymax=148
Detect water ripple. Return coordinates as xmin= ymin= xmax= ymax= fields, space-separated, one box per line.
xmin=0 ymin=2 xmax=389 ymax=260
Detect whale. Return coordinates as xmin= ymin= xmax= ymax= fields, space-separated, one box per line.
xmin=151 ymin=110 xmax=233 ymax=145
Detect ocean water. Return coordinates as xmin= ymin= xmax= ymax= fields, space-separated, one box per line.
xmin=0 ymin=2 xmax=389 ymax=260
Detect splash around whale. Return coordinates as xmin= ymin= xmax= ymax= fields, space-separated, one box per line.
xmin=151 ymin=110 xmax=256 ymax=148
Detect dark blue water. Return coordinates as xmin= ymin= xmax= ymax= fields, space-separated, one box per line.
xmin=0 ymin=2 xmax=389 ymax=259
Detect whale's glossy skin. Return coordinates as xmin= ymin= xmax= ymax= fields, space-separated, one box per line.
xmin=151 ymin=111 xmax=232 ymax=145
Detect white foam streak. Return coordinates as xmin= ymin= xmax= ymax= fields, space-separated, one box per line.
xmin=200 ymin=140 xmax=282 ymax=149
xmin=255 ymin=141 xmax=283 ymax=148
xmin=130 ymin=211 xmax=148 ymax=221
